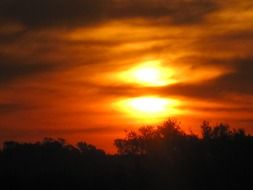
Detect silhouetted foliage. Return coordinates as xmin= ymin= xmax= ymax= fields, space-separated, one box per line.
xmin=1 ymin=119 xmax=253 ymax=190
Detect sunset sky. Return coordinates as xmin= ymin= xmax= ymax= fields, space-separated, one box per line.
xmin=1 ymin=0 xmax=253 ymax=152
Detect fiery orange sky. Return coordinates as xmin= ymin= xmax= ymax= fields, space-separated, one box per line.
xmin=1 ymin=0 xmax=253 ymax=152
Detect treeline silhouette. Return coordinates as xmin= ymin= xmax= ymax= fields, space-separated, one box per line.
xmin=1 ymin=120 xmax=253 ymax=190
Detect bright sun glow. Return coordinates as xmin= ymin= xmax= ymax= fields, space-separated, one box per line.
xmin=130 ymin=97 xmax=168 ymax=113
xmin=119 ymin=60 xmax=176 ymax=87
xmin=133 ymin=66 xmax=161 ymax=85
xmin=115 ymin=96 xmax=180 ymax=121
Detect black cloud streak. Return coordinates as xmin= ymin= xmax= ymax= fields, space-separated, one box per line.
xmin=0 ymin=0 xmax=108 ymax=28
xmin=167 ymin=57 xmax=253 ymax=99
xmin=0 ymin=103 xmax=25 ymax=114
xmin=0 ymin=56 xmax=61 ymax=84
xmin=160 ymin=65 xmax=253 ymax=101
xmin=0 ymin=0 xmax=218 ymax=28
xmin=212 ymin=59 xmax=253 ymax=95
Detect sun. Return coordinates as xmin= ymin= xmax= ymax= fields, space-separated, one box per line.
xmin=133 ymin=65 xmax=161 ymax=86
xmin=130 ymin=97 xmax=168 ymax=113
xmin=118 ymin=60 xmax=176 ymax=87
xmin=112 ymin=60 xmax=180 ymax=121
xmin=114 ymin=96 xmax=180 ymax=121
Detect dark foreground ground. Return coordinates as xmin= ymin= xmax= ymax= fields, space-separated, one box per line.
xmin=1 ymin=120 xmax=253 ymax=190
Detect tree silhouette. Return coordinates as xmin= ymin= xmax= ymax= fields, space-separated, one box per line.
xmin=0 ymin=119 xmax=253 ymax=190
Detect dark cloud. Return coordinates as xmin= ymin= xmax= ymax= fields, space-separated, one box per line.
xmin=0 ymin=0 xmax=218 ymax=28
xmin=0 ymin=103 xmax=27 ymax=114
xmin=211 ymin=59 xmax=253 ymax=95
xmin=0 ymin=55 xmax=61 ymax=84
xmin=159 ymin=61 xmax=253 ymax=101
xmin=178 ymin=105 xmax=253 ymax=113
xmin=113 ymin=0 xmax=217 ymax=25
xmin=0 ymin=30 xmax=26 ymax=44
xmin=164 ymin=55 xmax=253 ymax=99
xmin=0 ymin=0 xmax=108 ymax=28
